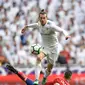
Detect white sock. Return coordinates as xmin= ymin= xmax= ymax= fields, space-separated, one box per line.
xmin=35 ymin=62 xmax=41 ymax=80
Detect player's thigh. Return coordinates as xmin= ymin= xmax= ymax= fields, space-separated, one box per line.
xmin=47 ymin=52 xmax=59 ymax=65
xmin=51 ymin=46 xmax=59 ymax=62
xmin=41 ymin=45 xmax=58 ymax=65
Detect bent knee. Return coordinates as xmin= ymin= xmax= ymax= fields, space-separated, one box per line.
xmin=37 ymin=56 xmax=42 ymax=61
xmin=37 ymin=52 xmax=44 ymax=61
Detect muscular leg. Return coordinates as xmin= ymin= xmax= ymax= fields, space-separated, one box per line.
xmin=42 ymin=62 xmax=53 ymax=85
xmin=44 ymin=63 xmax=53 ymax=78
xmin=42 ymin=52 xmax=58 ymax=85
xmin=34 ymin=52 xmax=45 ymax=85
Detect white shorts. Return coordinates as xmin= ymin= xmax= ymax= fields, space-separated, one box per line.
xmin=31 ymin=44 xmax=59 ymax=65
xmin=42 ymin=45 xmax=59 ymax=65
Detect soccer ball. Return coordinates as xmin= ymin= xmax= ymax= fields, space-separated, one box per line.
xmin=31 ymin=44 xmax=42 ymax=55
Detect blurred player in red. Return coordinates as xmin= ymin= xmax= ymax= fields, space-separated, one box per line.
xmin=6 ymin=64 xmax=34 ymax=85
xmin=6 ymin=64 xmax=72 ymax=85
xmin=51 ymin=69 xmax=72 ymax=85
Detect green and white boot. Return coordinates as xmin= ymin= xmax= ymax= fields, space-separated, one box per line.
xmin=42 ymin=77 xmax=47 ymax=85
xmin=33 ymin=79 xmax=39 ymax=85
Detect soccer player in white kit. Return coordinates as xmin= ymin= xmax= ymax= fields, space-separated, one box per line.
xmin=21 ymin=9 xmax=71 ymax=85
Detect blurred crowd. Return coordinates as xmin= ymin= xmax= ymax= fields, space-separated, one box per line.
xmin=0 ymin=0 xmax=85 ymax=66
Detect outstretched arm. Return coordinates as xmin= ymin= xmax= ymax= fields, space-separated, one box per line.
xmin=6 ymin=64 xmax=34 ymax=85
xmin=51 ymin=23 xmax=71 ymax=40
xmin=21 ymin=23 xmax=38 ymax=34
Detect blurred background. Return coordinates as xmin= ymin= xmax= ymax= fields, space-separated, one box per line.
xmin=0 ymin=0 xmax=85 ymax=85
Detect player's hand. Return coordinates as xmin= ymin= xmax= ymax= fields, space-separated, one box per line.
xmin=21 ymin=26 xmax=28 ymax=34
xmin=21 ymin=28 xmax=26 ymax=34
xmin=65 ymin=36 xmax=71 ymax=40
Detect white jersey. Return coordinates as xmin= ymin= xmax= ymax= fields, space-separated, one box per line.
xmin=27 ymin=20 xmax=68 ymax=48
xmin=26 ymin=20 xmax=68 ymax=64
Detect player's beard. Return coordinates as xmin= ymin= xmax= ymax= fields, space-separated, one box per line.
xmin=41 ymin=21 xmax=45 ymax=26
xmin=38 ymin=20 xmax=47 ymax=26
